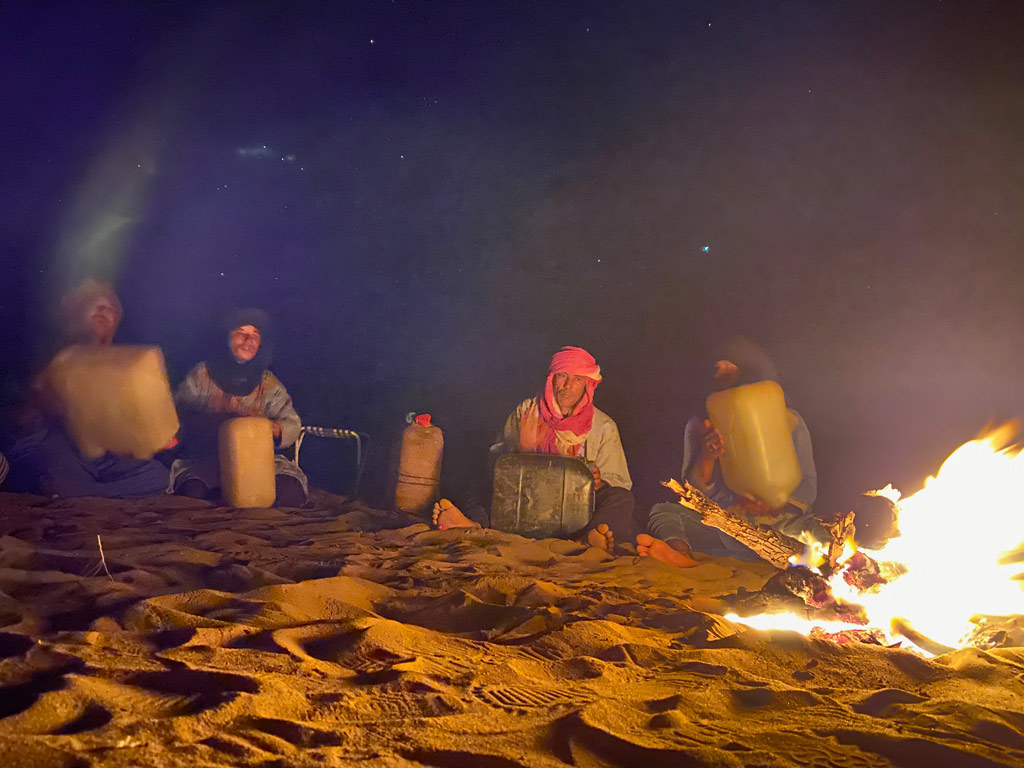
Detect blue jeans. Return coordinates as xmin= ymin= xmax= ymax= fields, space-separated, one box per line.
xmin=648 ymin=501 xmax=830 ymax=563
xmin=648 ymin=502 xmax=763 ymax=561
xmin=7 ymin=426 xmax=168 ymax=498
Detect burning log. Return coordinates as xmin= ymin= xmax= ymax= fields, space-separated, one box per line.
xmin=662 ymin=479 xmax=872 ymax=574
xmin=809 ymin=626 xmax=893 ymax=646
xmin=662 ymin=479 xmax=806 ymax=569
xmin=760 ymin=565 xmax=869 ymax=624
xmin=841 ymin=551 xmax=908 ymax=593
xmin=824 ymin=509 xmax=855 ymax=571
xmin=962 ymin=614 xmax=1024 ymax=651
xmin=763 ymin=565 xmax=833 ymax=608
xmin=890 ymin=618 xmax=956 ymax=657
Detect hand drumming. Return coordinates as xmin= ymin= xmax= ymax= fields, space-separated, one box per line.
xmin=700 ymin=419 xmax=725 ymax=460
xmin=734 ymin=497 xmax=775 ymax=517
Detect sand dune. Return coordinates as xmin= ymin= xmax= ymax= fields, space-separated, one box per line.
xmin=0 ymin=489 xmax=1022 ymax=767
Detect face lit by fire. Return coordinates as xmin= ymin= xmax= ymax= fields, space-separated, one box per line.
xmin=229 ymin=325 xmax=261 ymax=362
xmin=552 ymin=372 xmax=588 ymax=416
xmin=713 ymin=359 xmax=740 ymax=388
xmin=84 ymin=295 xmax=120 ymax=345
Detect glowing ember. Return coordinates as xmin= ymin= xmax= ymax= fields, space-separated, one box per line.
xmin=731 ymin=425 xmax=1024 ymax=655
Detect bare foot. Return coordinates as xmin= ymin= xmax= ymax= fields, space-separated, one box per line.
xmin=432 ymin=499 xmax=480 ymax=530
xmin=636 ymin=533 xmax=700 ymax=568
xmin=585 ymin=523 xmax=615 ymax=552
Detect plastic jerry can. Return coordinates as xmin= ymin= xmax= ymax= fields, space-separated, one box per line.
xmin=219 ymin=416 xmax=276 ymax=508
xmin=46 ymin=344 xmax=179 ymax=459
xmin=705 ymin=380 xmax=801 ymax=509
xmin=394 ymin=413 xmax=443 ymax=514
xmin=491 ymin=453 xmax=593 ymax=539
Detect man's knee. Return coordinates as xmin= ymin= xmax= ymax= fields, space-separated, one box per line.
xmin=596 ymin=484 xmax=634 ymax=515
xmin=647 ymin=501 xmax=693 ymax=540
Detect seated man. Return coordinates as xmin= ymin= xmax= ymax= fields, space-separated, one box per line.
xmin=4 ymin=280 xmax=169 ymax=498
xmin=433 ymin=345 xmax=635 ymax=552
xmin=639 ymin=336 xmax=825 ymax=567
xmin=170 ymin=308 xmax=308 ymax=507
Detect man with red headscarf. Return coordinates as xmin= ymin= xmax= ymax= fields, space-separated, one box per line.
xmin=433 ymin=346 xmax=634 ymax=552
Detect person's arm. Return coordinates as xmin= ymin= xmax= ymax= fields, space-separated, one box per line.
xmin=787 ymin=410 xmax=817 ymax=512
xmin=681 ymin=414 xmax=739 ymax=508
xmin=173 ymin=363 xmax=223 ymax=455
xmin=682 ymin=416 xmax=715 ymax=490
xmin=174 ymin=363 xmax=209 ymax=412
xmin=489 ymin=402 xmax=524 ymax=459
xmin=262 ymin=373 xmax=302 ymax=449
xmin=593 ymin=419 xmax=632 ymax=490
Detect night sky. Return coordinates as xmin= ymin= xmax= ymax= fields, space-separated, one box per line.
xmin=2 ymin=1 xmax=1023 ymax=514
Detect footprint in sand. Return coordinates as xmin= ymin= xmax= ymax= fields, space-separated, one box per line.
xmin=52 ymin=702 xmax=113 ymax=734
xmin=0 ymin=632 xmax=34 ymax=659
xmin=238 ymin=716 xmax=347 ymax=749
xmin=852 ymin=687 xmax=928 ymax=717
xmin=122 ymin=669 xmax=258 ymax=717
xmin=0 ymin=659 xmax=85 ymax=719
xmin=311 ymin=687 xmax=463 ymax=723
xmin=472 ymin=684 xmax=592 ymax=711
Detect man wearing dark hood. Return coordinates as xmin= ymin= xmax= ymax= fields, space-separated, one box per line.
xmin=170 ymin=309 xmax=308 ymax=507
xmin=639 ymin=337 xmax=824 ymax=567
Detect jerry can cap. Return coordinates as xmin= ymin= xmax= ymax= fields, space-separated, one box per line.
xmin=414 ymin=413 xmax=432 ymax=427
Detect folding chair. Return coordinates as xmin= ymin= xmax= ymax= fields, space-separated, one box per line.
xmin=293 ymin=426 xmax=368 ymax=494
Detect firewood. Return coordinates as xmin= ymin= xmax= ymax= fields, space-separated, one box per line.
xmin=661 ymin=479 xmax=805 ymax=569
xmin=825 ymin=509 xmax=855 ymax=570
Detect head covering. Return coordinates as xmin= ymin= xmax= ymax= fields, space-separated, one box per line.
xmin=58 ymin=279 xmax=123 ymax=345
xmin=206 ymin=308 xmax=273 ymax=397
xmin=712 ymin=335 xmax=778 ymax=389
xmin=521 ymin=346 xmax=602 ymax=457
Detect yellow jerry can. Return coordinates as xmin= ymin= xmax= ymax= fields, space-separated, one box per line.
xmin=705 ymin=380 xmax=801 ymax=509
xmin=46 ymin=344 xmax=179 ymax=459
xmin=219 ymin=416 xmax=276 ymax=508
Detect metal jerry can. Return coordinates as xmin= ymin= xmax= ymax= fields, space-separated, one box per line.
xmin=490 ymin=453 xmax=593 ymax=539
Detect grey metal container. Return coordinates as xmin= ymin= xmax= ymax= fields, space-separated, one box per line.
xmin=490 ymin=453 xmax=594 ymax=539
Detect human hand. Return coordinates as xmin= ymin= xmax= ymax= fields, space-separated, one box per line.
xmin=734 ymin=497 xmax=774 ymax=517
xmin=700 ymin=419 xmax=725 ymax=461
xmin=591 ymin=463 xmax=604 ymax=489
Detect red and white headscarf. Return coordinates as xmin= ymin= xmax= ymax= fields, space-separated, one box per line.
xmin=520 ymin=346 xmax=602 ymax=457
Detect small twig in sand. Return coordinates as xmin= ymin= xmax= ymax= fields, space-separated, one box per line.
xmin=97 ymin=534 xmax=114 ymax=581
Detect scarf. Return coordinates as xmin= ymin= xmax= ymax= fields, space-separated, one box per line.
xmin=206 ymin=308 xmax=273 ymax=397
xmin=519 ymin=346 xmax=602 ymax=457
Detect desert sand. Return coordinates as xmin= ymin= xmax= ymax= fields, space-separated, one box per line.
xmin=0 ymin=489 xmax=1022 ymax=767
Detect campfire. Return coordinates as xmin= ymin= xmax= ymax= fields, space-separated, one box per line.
xmin=669 ymin=424 xmax=1024 ymax=656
